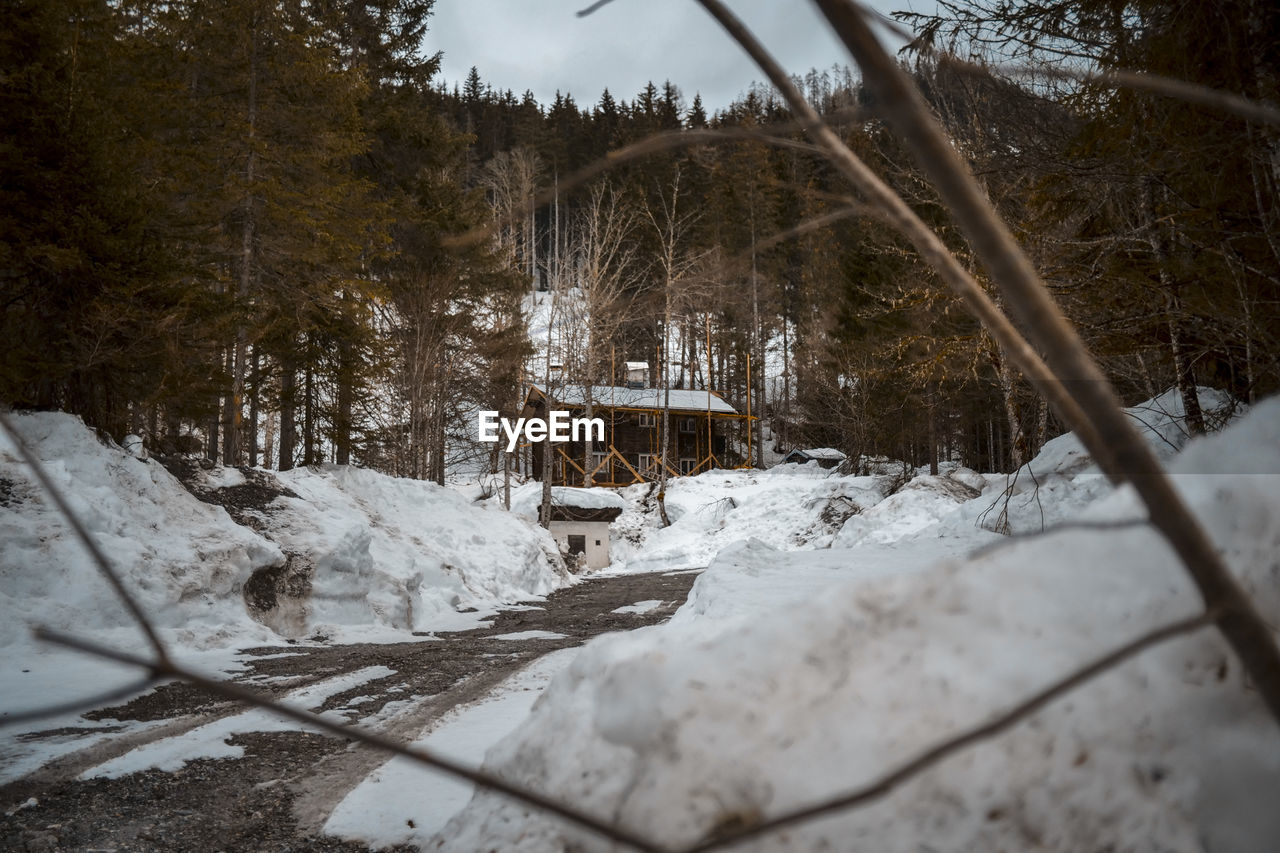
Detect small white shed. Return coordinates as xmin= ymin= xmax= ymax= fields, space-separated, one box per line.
xmin=510 ymin=486 xmax=627 ymax=571
xmin=549 ymin=504 xmax=622 ymax=570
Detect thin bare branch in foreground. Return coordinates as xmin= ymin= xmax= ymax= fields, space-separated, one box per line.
xmin=0 ymin=411 xmax=170 ymax=662
xmin=576 ymin=0 xmax=618 ymax=16
xmin=0 ymin=676 xmax=159 ymax=728
xmin=689 ymin=609 xmax=1220 ymax=852
xmin=751 ymin=201 xmax=884 ymax=255
xmin=810 ymin=0 xmax=1280 ymax=724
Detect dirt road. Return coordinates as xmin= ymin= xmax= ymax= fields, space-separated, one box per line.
xmin=0 ymin=569 xmax=698 ymax=853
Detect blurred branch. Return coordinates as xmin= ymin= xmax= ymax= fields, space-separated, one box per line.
xmin=0 ymin=676 xmax=159 ymax=728
xmin=0 ymin=410 xmax=170 ymax=663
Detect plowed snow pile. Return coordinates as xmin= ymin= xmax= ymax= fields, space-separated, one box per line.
xmin=0 ymin=412 xmax=567 ymax=660
xmin=0 ymin=413 xmax=281 ymax=653
xmin=437 ymin=394 xmax=1280 ymax=852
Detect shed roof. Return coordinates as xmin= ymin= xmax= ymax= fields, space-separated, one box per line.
xmin=550 ymin=505 xmax=623 ymax=523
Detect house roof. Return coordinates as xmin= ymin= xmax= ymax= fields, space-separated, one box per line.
xmin=531 ymin=385 xmax=739 ymax=415
xmin=786 ymin=447 xmax=847 ymax=461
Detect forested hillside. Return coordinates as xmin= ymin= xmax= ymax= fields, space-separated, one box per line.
xmin=4 ymin=0 xmax=1277 ymax=480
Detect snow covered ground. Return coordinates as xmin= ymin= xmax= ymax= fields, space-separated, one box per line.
xmin=324 ymin=648 xmax=579 ymax=850
xmin=437 ymin=390 xmax=1280 ymax=852
xmin=0 ymin=411 xmax=570 ymax=781
xmin=0 ymin=412 xmax=567 ymax=654
xmin=5 ymin=389 xmax=1274 ymax=852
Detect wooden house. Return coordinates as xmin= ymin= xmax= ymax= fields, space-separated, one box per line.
xmin=523 ymin=384 xmax=753 ymax=486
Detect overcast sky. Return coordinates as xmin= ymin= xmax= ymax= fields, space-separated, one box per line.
xmin=426 ymin=0 xmax=924 ymax=112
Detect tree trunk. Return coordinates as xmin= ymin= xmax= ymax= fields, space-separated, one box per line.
xmin=1144 ymin=178 xmax=1205 ymax=435
xmin=657 ymin=287 xmax=673 ymax=527
xmin=225 ymin=15 xmax=258 ymax=467
xmin=1167 ymin=301 xmax=1205 ymax=435
xmin=582 ymin=394 xmax=595 ymax=488
xmin=539 ymin=437 xmax=553 ymax=528
xmin=279 ymin=359 xmax=295 ymax=471
xmin=996 ymin=355 xmax=1025 ymax=470
xmin=503 ymin=447 xmax=511 ymax=510
xmin=928 ymin=401 xmax=939 ymax=476
xmin=433 ymin=385 xmax=446 ymax=486
xmin=247 ymin=347 xmax=259 ymax=468
xmin=336 ymin=295 xmax=353 ymax=466
xmin=781 ymin=314 xmax=790 ymax=453
xmin=751 ymin=219 xmax=765 ymax=468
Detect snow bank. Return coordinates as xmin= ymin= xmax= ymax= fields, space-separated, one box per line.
xmin=609 ymin=466 xmax=887 ymax=572
xmin=261 ymin=466 xmax=567 ymax=637
xmin=973 ymin=386 xmax=1241 ymax=535
xmin=834 ymin=474 xmax=983 ymax=547
xmin=0 ymin=412 xmax=281 ymax=653
xmin=0 ymin=412 xmax=569 ymax=659
xmin=436 ymin=396 xmax=1280 ymax=852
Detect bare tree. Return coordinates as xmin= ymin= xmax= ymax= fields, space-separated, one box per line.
xmin=560 ymin=180 xmax=643 ymax=486
xmin=479 ymin=147 xmax=543 ymax=285
xmin=644 ymin=165 xmax=705 ymax=525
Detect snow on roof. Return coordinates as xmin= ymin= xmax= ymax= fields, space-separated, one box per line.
xmin=508 ymin=484 xmax=627 ymax=519
xmin=624 ymin=361 xmax=649 ymax=370
xmin=547 ymin=486 xmax=628 ymax=510
xmin=796 ymin=447 xmax=847 ymax=460
xmin=534 ymin=385 xmax=739 ymax=415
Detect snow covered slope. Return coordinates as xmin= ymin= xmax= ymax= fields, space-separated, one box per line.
xmin=262 ymin=465 xmax=568 ymax=637
xmin=436 ymin=395 xmax=1280 ymax=852
xmin=606 ymin=465 xmax=889 ymax=572
xmin=0 ymin=412 xmax=568 ymax=657
xmin=0 ymin=412 xmax=282 ymax=653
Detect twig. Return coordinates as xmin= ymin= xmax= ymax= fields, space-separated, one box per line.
xmin=689 ymin=608 xmax=1219 ymax=851
xmin=810 ymin=0 xmax=1280 ymax=724
xmin=750 ymin=201 xmax=885 ymax=253
xmin=967 ymin=518 xmax=1150 ymax=561
xmin=34 ymin=627 xmax=665 ymax=853
xmin=576 ymin=0 xmax=618 ymax=16
xmin=0 ymin=410 xmax=170 ymax=663
xmin=0 ymin=676 xmax=159 ymax=728
xmin=689 ymin=0 xmax=1108 ymax=474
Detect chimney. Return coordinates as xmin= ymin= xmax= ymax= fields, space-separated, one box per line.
xmin=624 ymin=361 xmax=649 ymax=389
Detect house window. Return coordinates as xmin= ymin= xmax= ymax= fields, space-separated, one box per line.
xmin=567 ymin=534 xmax=586 ymax=555
xmin=638 ymin=453 xmax=656 ymax=473
xmin=638 ymin=412 xmax=657 ymax=428
xmin=591 ymin=452 xmax=609 ymax=471
xmin=678 ymin=417 xmax=696 ymax=433
xmin=679 ymin=458 xmax=697 ymax=475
